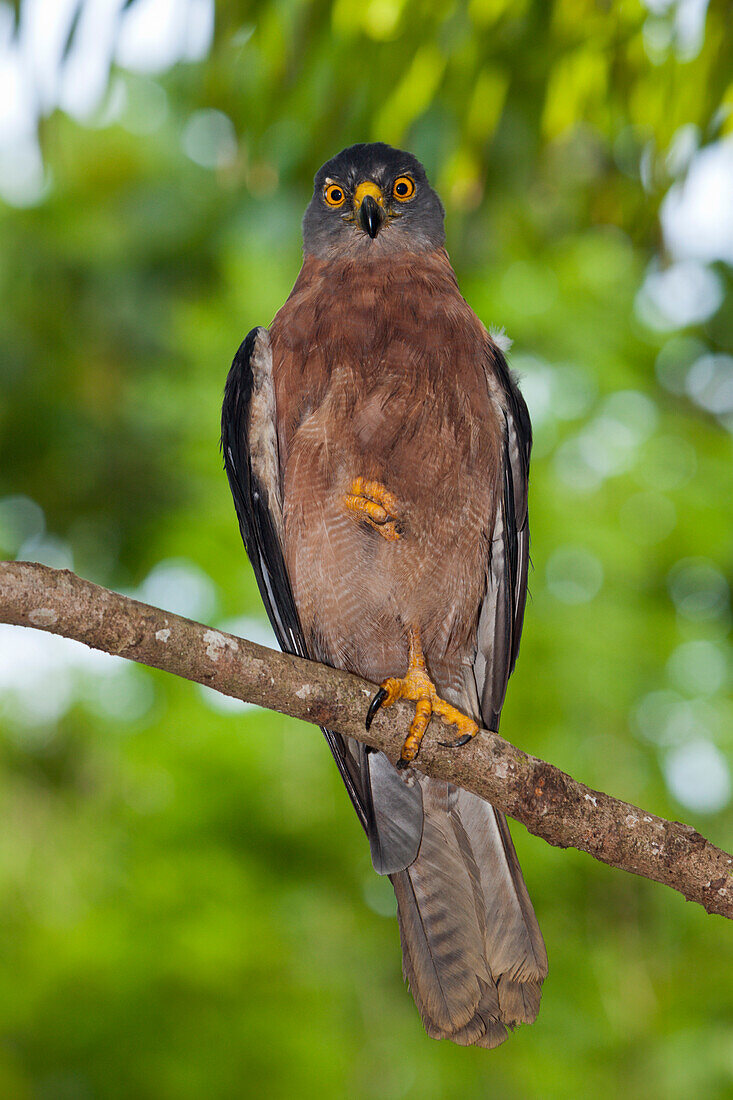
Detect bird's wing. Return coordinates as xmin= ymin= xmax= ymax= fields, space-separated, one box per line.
xmin=473 ymin=345 xmax=533 ymax=732
xmin=221 ymin=328 xmax=422 ymax=873
xmin=221 ymin=329 xmax=302 ymax=658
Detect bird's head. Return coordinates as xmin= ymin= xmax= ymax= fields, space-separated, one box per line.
xmin=302 ymin=143 xmax=445 ymax=259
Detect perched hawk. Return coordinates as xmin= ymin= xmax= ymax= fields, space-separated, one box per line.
xmin=222 ymin=143 xmax=547 ymax=1048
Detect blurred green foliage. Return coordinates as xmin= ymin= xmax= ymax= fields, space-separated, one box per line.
xmin=1 ymin=0 xmax=732 ymax=1097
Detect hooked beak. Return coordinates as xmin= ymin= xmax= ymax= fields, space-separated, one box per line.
xmin=357 ymin=193 xmax=385 ymax=238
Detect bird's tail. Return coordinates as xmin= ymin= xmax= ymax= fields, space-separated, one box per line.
xmin=390 ymin=776 xmax=547 ymax=1048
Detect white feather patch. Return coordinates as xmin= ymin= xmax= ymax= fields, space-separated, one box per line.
xmin=489 ymin=326 xmax=513 ymax=353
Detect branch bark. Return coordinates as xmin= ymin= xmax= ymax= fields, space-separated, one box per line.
xmin=1 ymin=560 xmax=731 ymax=919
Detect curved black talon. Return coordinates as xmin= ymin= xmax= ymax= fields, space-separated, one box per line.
xmin=439 ymin=733 xmax=475 ymax=749
xmin=365 ymin=687 xmax=388 ymax=730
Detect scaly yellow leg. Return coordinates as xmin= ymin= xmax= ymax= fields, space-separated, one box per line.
xmin=365 ymin=629 xmax=479 ymax=768
xmin=344 ymin=477 xmax=402 ymax=542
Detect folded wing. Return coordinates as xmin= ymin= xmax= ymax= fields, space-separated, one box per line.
xmin=221 ymin=327 xmax=423 ymax=874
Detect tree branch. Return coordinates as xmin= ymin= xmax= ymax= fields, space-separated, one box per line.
xmin=1 ymin=560 xmax=731 ymax=919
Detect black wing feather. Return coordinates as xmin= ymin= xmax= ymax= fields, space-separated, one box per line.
xmin=221 ymin=329 xmax=370 ymax=831
xmin=222 ymin=331 xmax=303 ymax=656
xmin=476 ymin=346 xmax=532 ymax=730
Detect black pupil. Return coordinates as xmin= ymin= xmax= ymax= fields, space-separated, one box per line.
xmin=396 ymin=181 xmax=408 ymax=194
xmin=331 ymin=188 xmax=342 ymax=201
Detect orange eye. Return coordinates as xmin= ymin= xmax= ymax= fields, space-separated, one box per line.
xmin=324 ymin=183 xmax=346 ymax=207
xmin=393 ymin=176 xmax=415 ymax=201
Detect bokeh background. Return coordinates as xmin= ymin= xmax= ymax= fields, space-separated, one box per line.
xmin=1 ymin=0 xmax=732 ymax=1096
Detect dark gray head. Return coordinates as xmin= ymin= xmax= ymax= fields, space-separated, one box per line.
xmin=302 ymin=143 xmax=445 ymax=259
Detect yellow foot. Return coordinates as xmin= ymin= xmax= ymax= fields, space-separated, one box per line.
xmin=365 ymin=629 xmax=479 ymax=768
xmin=344 ymin=477 xmax=402 ymax=542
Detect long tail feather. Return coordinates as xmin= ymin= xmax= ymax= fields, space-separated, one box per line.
xmin=391 ymin=777 xmax=547 ymax=1046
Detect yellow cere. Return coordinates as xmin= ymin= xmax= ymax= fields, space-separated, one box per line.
xmin=353 ymin=180 xmax=385 ymax=207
